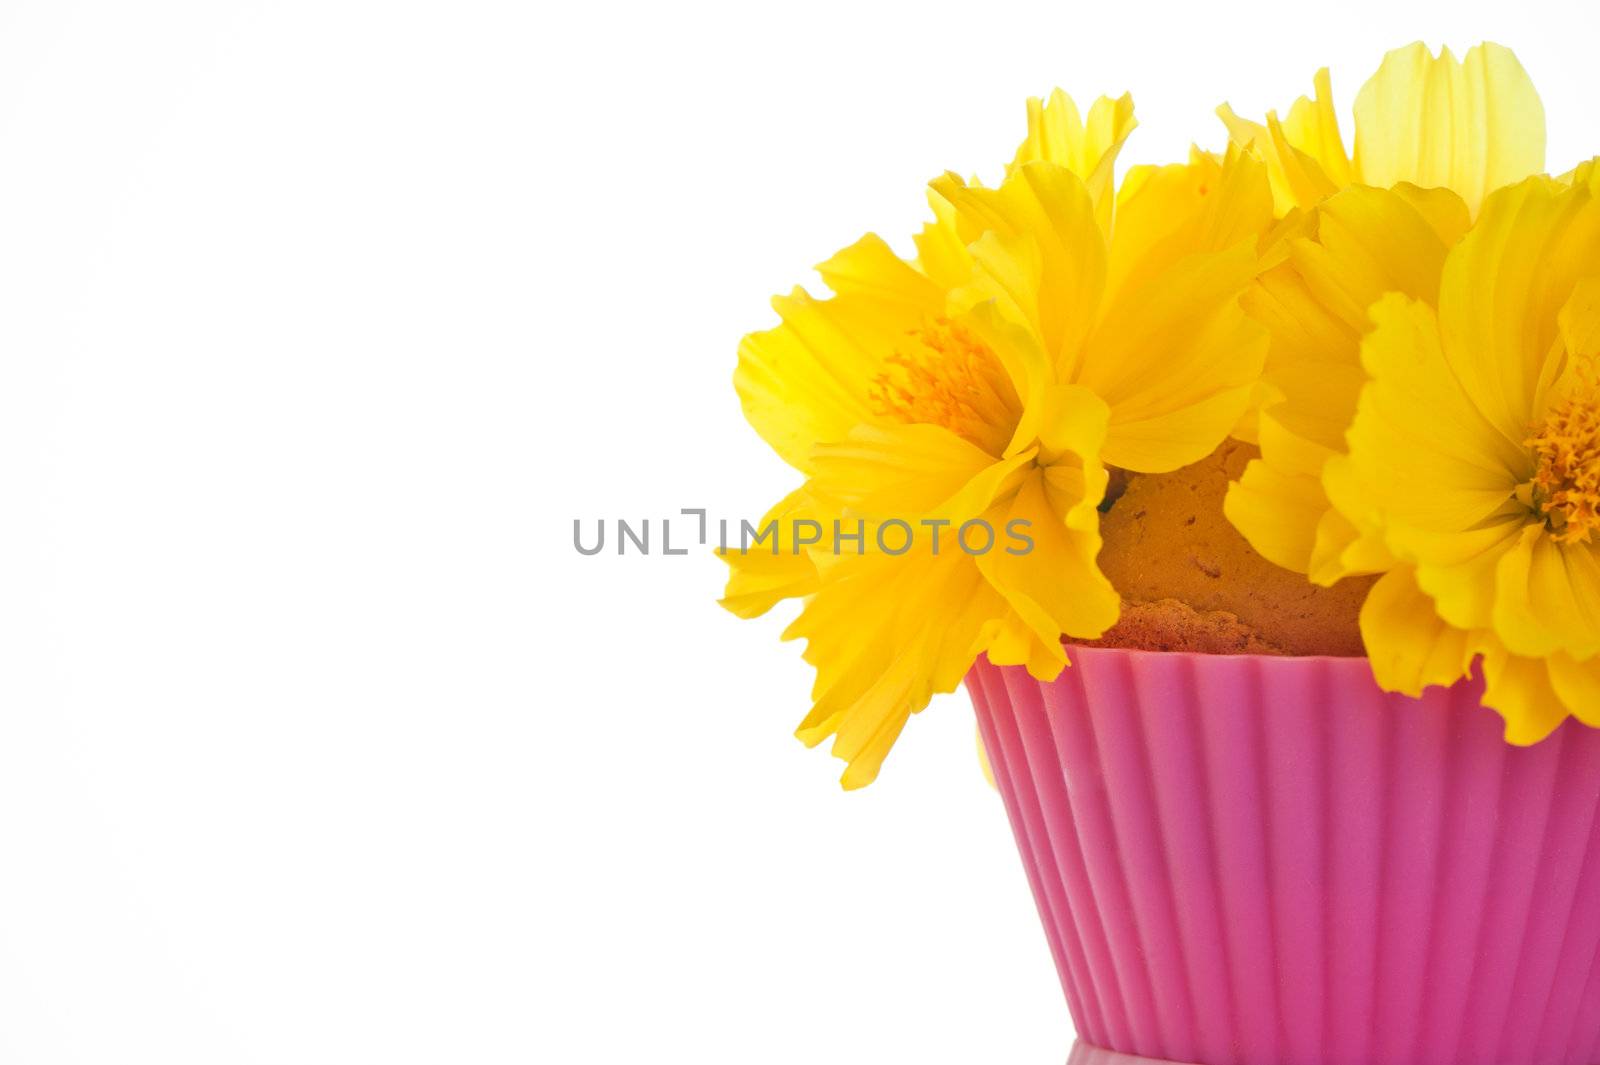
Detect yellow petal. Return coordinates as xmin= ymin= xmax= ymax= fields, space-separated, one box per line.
xmin=1108 ymin=146 xmax=1274 ymax=300
xmin=1359 ymin=567 xmax=1478 ymax=695
xmin=1009 ymin=90 xmax=1136 ymax=231
xmin=1224 ymin=454 xmax=1326 ymax=574
xmin=1547 ymin=654 xmax=1600 ymax=727
xmin=1346 ymin=294 xmax=1527 ymax=532
xmin=1352 ymin=42 xmax=1545 ymax=217
xmin=1245 ymin=257 xmax=1357 ymax=390
xmin=807 ymin=422 xmax=1028 ymax=518
xmin=914 ymin=188 xmax=979 ymax=292
xmin=718 ymin=488 xmax=825 ymax=618
xmin=976 ymin=464 xmax=1120 ymax=646
xmin=1479 ymin=636 xmax=1572 ymax=745
xmin=1559 ymin=157 xmax=1600 ymax=192
xmin=1308 ymin=502 xmax=1396 ymax=586
xmin=1082 ymin=240 xmax=1268 ymax=471
xmin=1436 ymin=176 xmax=1600 ymax=456
xmin=1033 ymin=381 xmax=1111 ymax=480
xmin=815 ymin=232 xmax=945 ymax=310
xmin=1400 ymin=508 xmax=1528 ymax=634
xmin=1388 ymin=183 xmax=1472 ymax=247
xmin=1558 ymin=276 xmax=1600 ymax=361
xmin=1258 ymin=382 xmax=1350 ymax=474
xmin=933 ymin=162 xmax=1107 ymax=368
xmin=735 ymin=237 xmax=944 ymax=473
xmin=1241 ymin=185 xmax=1463 ymax=572
xmin=980 ymin=608 xmax=1070 ymax=680
xmin=972 ymin=383 xmax=1113 ymax=646
xmin=1278 ymin=68 xmax=1355 ymax=188
xmin=786 ymin=540 xmax=1007 ymax=789
xmin=1217 ymin=66 xmax=1349 ymax=214
xmin=1492 ymin=525 xmax=1600 ymax=661
xmin=1315 ymin=446 xmax=1401 ymax=579
xmin=1289 ymin=184 xmax=1460 ymax=331
xmin=1339 ymin=292 xmax=1543 ymax=629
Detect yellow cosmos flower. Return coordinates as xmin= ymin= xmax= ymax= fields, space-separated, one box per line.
xmin=1219 ymin=41 xmax=1545 ymax=218
xmin=1223 ymin=42 xmax=1553 ymax=584
xmin=1226 ymin=182 xmax=1470 ymax=580
xmin=1328 ymin=172 xmax=1600 ymax=742
xmin=726 ymin=98 xmax=1273 ymax=787
xmin=722 ymin=90 xmax=1135 ymax=625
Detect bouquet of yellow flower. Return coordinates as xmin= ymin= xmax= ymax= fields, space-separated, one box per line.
xmin=725 ymin=42 xmax=1600 ymax=1065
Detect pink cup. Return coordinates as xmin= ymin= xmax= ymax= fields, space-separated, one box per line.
xmin=968 ymin=647 xmax=1600 ymax=1065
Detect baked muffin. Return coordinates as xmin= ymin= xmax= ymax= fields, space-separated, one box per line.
xmin=1089 ymin=440 xmax=1375 ymax=656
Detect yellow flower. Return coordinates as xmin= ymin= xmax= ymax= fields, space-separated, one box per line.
xmin=1331 ymin=173 xmax=1600 ymax=742
xmin=1223 ymin=42 xmax=1552 ymax=583
xmin=1226 ymin=182 xmax=1470 ymax=580
xmin=727 ymin=98 xmax=1273 ymax=787
xmin=1219 ymin=41 xmax=1545 ymax=218
xmin=722 ymin=91 xmax=1135 ymax=624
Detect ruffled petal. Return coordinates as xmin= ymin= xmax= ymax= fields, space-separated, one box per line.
xmin=913 ymin=92 xmax=1135 ymax=291
xmin=1008 ymin=90 xmax=1136 ymax=232
xmin=982 ymin=606 xmax=1070 ymax=678
xmin=932 ymin=162 xmax=1107 ymax=368
xmin=1401 ymin=508 xmax=1528 ymax=634
xmin=1352 ymin=42 xmax=1545 ymax=217
xmin=1309 ymin=502 xmax=1397 ymax=585
xmin=735 ymin=236 xmax=945 ymax=473
xmin=976 ymin=464 xmax=1120 ymax=648
xmin=814 ymin=232 xmax=945 ymax=310
xmin=1289 ymin=185 xmax=1461 ymax=329
xmin=974 ymin=383 xmax=1117 ymax=647
xmin=1479 ymin=636 xmax=1573 ymax=745
xmin=1250 ymin=186 xmax=1462 ymax=443
xmin=718 ymin=488 xmax=825 ymax=618
xmin=1492 ymin=525 xmax=1600 ymax=660
xmin=1315 ymin=445 xmax=1406 ymax=580
xmin=1277 ymin=68 xmax=1355 ymax=186
xmin=1229 ymin=185 xmax=1462 ymax=578
xmin=914 ymin=187 xmax=980 ymax=293
xmin=786 ymin=539 xmax=1008 ymax=789
xmin=1345 ymin=294 xmax=1527 ymax=532
xmin=1558 ymin=275 xmax=1600 ymax=362
xmin=1225 ymin=450 xmax=1328 ymax=574
xmin=1083 ymin=240 xmax=1268 ymax=471
xmin=1548 ymin=653 xmax=1600 ymax=727
xmin=1217 ymin=66 xmax=1350 ymax=214
xmin=1108 ymin=146 xmax=1274 ymax=300
xmin=1244 ymin=248 xmax=1353 ymax=385
xmin=1359 ymin=567 xmax=1479 ymax=695
xmin=1388 ymin=183 xmax=1473 ymax=247
xmin=1436 ymin=176 xmax=1600 ymax=457
xmin=806 ymin=422 xmax=1030 ymax=519
xmin=1560 ymin=157 xmax=1600 ymax=193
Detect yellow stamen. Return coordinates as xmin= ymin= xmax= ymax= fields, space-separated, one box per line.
xmin=870 ymin=318 xmax=1019 ymax=455
xmin=1526 ymin=360 xmax=1600 ymax=544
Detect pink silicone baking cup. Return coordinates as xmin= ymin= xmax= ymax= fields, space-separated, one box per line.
xmin=968 ymin=647 xmax=1600 ymax=1065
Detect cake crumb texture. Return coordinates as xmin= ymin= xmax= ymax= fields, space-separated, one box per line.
xmin=1081 ymin=598 xmax=1288 ymax=655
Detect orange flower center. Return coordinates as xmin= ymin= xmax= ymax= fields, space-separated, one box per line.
xmin=870 ymin=318 xmax=1019 ymax=456
xmin=1526 ymin=364 xmax=1600 ymax=545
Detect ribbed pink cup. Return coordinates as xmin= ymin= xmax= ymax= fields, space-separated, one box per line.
xmin=968 ymin=647 xmax=1600 ymax=1065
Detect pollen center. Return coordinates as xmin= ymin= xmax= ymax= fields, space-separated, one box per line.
xmin=870 ymin=318 xmax=1019 ymax=455
xmin=1526 ymin=363 xmax=1600 ymax=545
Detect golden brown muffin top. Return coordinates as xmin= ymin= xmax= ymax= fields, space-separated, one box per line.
xmin=1093 ymin=440 xmax=1375 ymax=657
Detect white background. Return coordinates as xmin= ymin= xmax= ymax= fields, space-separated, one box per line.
xmin=2 ymin=2 xmax=1596 ymax=1062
